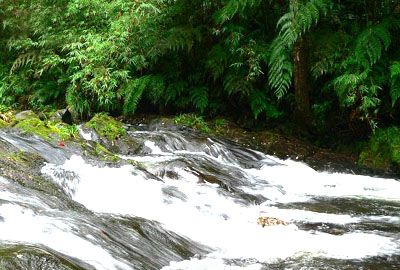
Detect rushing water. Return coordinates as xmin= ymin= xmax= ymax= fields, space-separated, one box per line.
xmin=0 ymin=124 xmax=399 ymax=269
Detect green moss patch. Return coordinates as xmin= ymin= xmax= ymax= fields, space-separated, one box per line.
xmin=15 ymin=116 xmax=78 ymax=141
xmin=359 ymin=127 xmax=400 ymax=169
xmin=86 ymin=113 xmax=126 ymax=141
xmin=15 ymin=117 xmax=54 ymax=140
xmin=0 ymin=118 xmax=7 ymax=128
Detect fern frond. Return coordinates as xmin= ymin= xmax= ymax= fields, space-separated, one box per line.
xmin=122 ymin=75 xmax=153 ymax=115
xmin=190 ymin=86 xmax=208 ymax=113
xmin=223 ymin=73 xmax=253 ymax=95
xmin=249 ymin=90 xmax=282 ymax=119
xmin=10 ymin=53 xmax=39 ymax=74
xmin=390 ymin=61 xmax=400 ymax=106
xmin=353 ymin=23 xmax=391 ymax=68
xmin=159 ymin=26 xmax=202 ymax=52
xmin=206 ymin=44 xmax=228 ymax=81
xmin=145 ymin=75 xmax=165 ymax=104
xmin=164 ymin=81 xmax=187 ymax=106
xmin=391 ymin=61 xmax=400 ymax=78
xmin=269 ymin=0 xmax=331 ymax=98
xmin=268 ymin=39 xmax=293 ymax=98
xmin=216 ymin=0 xmax=262 ymax=24
xmin=278 ymin=0 xmax=331 ymax=47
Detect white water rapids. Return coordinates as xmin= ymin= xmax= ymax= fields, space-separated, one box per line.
xmin=1 ymin=128 xmax=400 ymax=269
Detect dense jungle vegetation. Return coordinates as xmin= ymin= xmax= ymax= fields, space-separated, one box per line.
xmin=0 ymin=0 xmax=400 ymax=168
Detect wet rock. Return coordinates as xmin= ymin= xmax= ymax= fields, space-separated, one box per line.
xmin=0 ymin=246 xmax=88 ymax=270
xmin=49 ymin=109 xmax=73 ymax=125
xmin=84 ymin=114 xmax=141 ymax=156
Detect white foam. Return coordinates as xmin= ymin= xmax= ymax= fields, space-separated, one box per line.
xmin=42 ymin=155 xmax=400 ymax=265
xmin=244 ymin=159 xmax=400 ymax=203
xmin=144 ymin=141 xmax=164 ymax=154
xmin=78 ymin=125 xmax=93 ymax=141
xmin=163 ymin=257 xmax=263 ymax=270
xmin=0 ymin=203 xmax=131 ymax=270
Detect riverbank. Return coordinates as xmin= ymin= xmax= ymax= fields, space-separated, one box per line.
xmin=0 ymin=110 xmax=398 ymax=179
xmin=125 ymin=114 xmax=399 ymax=178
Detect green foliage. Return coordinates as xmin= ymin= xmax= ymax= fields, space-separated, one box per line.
xmin=0 ymin=0 xmax=400 ymax=151
xmin=47 ymin=122 xmax=79 ymax=141
xmin=190 ymin=86 xmax=209 ymax=113
xmin=213 ymin=118 xmax=228 ymax=133
xmin=249 ymin=90 xmax=282 ymax=119
xmin=390 ymin=61 xmax=400 ymax=106
xmin=277 ymin=0 xmax=331 ymax=46
xmin=216 ymin=0 xmax=262 ymax=24
xmin=86 ymin=113 xmax=126 ymax=141
xmin=174 ymin=114 xmax=210 ymax=133
xmin=359 ymin=127 xmax=400 ymax=169
xmin=268 ymin=0 xmax=331 ymax=98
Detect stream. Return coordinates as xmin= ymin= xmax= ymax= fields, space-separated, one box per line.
xmin=0 ymin=123 xmax=399 ymax=269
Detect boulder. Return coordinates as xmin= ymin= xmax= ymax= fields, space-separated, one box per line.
xmin=15 ymin=110 xmax=37 ymax=122
xmin=49 ymin=109 xmax=73 ymax=125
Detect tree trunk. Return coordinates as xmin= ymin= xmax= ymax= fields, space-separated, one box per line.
xmin=293 ymin=36 xmax=312 ymax=129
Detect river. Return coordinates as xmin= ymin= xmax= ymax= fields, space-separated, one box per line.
xmin=0 ymin=123 xmax=399 ymax=269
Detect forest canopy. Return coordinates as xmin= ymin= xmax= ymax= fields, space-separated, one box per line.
xmin=0 ymin=0 xmax=399 ymax=138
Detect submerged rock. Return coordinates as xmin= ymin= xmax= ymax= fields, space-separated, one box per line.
xmin=257 ymin=216 xmax=289 ymax=227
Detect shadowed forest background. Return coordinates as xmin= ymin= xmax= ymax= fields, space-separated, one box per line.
xmin=0 ymin=0 xmax=400 ymax=169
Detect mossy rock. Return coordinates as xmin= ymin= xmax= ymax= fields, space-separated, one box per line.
xmin=15 ymin=110 xmax=38 ymax=121
xmin=14 ymin=115 xmax=78 ymax=141
xmin=15 ymin=117 xmax=55 ymax=140
xmin=359 ymin=127 xmax=400 ymax=170
xmin=0 ymin=118 xmax=7 ymax=128
xmin=86 ymin=113 xmax=126 ymax=141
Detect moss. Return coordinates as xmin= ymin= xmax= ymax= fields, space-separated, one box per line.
xmin=359 ymin=127 xmax=400 ymax=169
xmin=0 ymin=118 xmax=7 ymax=128
xmin=82 ymin=142 xmax=120 ymax=162
xmin=15 ymin=116 xmax=78 ymax=141
xmin=6 ymin=151 xmax=29 ymax=164
xmin=15 ymin=117 xmax=54 ymax=140
xmin=86 ymin=113 xmax=126 ymax=141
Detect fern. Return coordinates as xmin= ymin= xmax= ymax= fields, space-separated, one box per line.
xmin=122 ymin=76 xmax=153 ymax=115
xmin=190 ymin=86 xmax=208 ymax=113
xmin=249 ymin=90 xmax=282 ymax=119
xmin=268 ymin=0 xmax=331 ymax=97
xmin=277 ymin=0 xmax=331 ymax=47
xmin=145 ymin=75 xmax=165 ymax=104
xmin=206 ymin=44 xmax=228 ymax=81
xmin=333 ymin=71 xmax=368 ymax=105
xmin=10 ymin=53 xmax=39 ymax=74
xmin=390 ymin=61 xmax=400 ymax=106
xmin=159 ymin=26 xmax=202 ymax=53
xmin=268 ymin=38 xmax=293 ymax=98
xmin=353 ymin=23 xmax=391 ymax=69
xmin=223 ymin=72 xmax=253 ymax=96
xmin=164 ymin=81 xmax=187 ymax=106
xmin=216 ymin=0 xmax=262 ymax=24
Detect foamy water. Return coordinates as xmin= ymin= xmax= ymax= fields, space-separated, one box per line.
xmin=39 ymin=131 xmax=400 ymax=269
